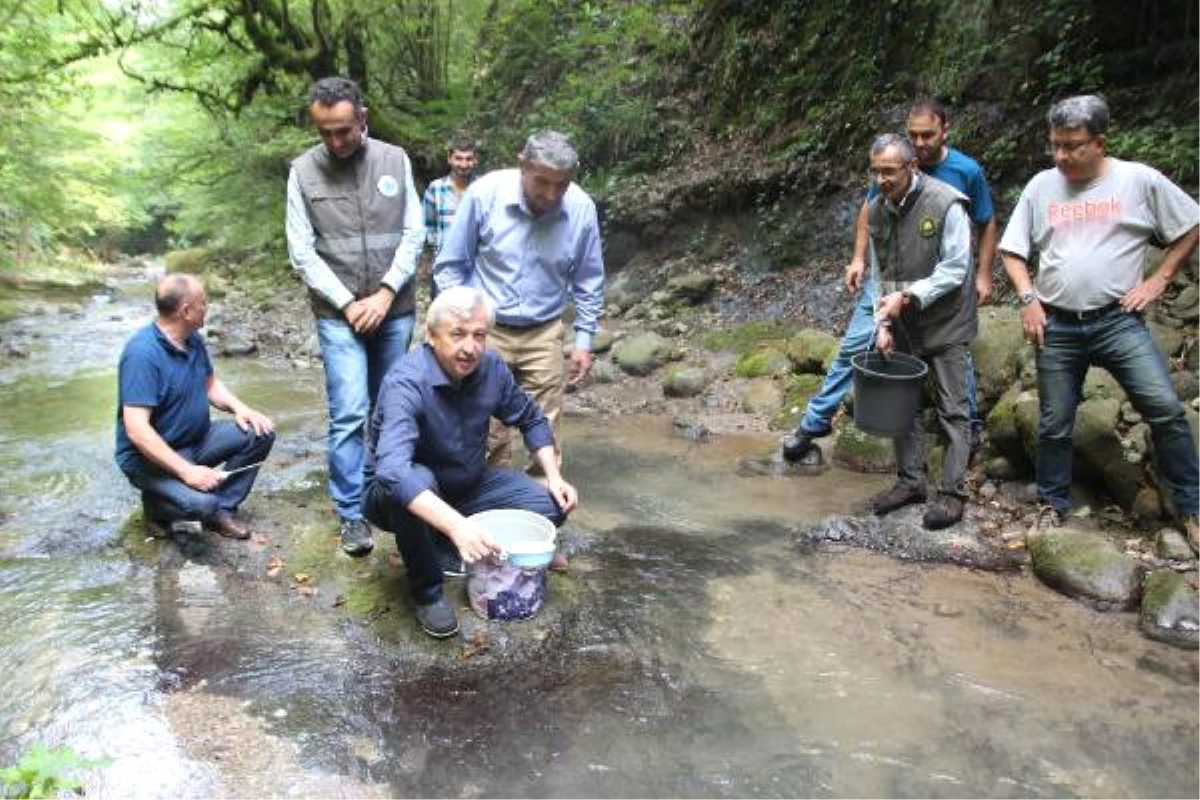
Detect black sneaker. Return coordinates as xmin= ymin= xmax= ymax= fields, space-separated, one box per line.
xmin=869 ymin=483 xmax=927 ymax=516
xmin=415 ymin=597 xmax=459 ymax=638
xmin=781 ymin=428 xmax=822 ymax=462
xmin=923 ymin=494 xmax=965 ymax=530
xmin=339 ymin=518 xmax=374 ymax=557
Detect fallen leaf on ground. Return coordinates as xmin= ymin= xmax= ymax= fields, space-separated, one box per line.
xmin=266 ymin=557 xmax=285 ymax=578
xmin=293 ymin=573 xmax=310 ymax=584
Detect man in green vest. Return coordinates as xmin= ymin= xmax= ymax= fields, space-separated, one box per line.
xmin=286 ymin=77 xmax=426 ymax=557
xmin=867 ymin=133 xmax=975 ymax=530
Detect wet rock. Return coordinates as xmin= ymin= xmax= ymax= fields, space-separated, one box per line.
xmin=612 ymin=331 xmax=673 ymax=376
xmin=830 ymin=421 xmax=894 ymax=474
xmin=665 ymin=272 xmax=716 ymax=305
xmin=796 ymin=510 xmax=1023 ymax=571
xmin=662 ymin=366 xmax=709 ymax=398
xmin=1155 ymin=528 xmax=1195 ymax=562
xmin=1027 ymin=527 xmax=1143 ymax=611
xmin=589 ymin=359 xmax=619 ymax=385
xmin=734 ymin=346 xmax=791 ymax=378
xmin=1138 ymin=569 xmax=1199 ymax=649
xmin=736 ymin=445 xmax=826 ymax=477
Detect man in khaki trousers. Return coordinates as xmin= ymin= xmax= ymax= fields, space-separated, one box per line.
xmin=433 ymin=130 xmax=605 ymax=471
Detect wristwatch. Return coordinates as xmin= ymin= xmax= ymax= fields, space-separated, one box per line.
xmin=1019 ymin=289 xmax=1036 ymax=306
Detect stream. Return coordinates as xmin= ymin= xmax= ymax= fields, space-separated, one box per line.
xmin=0 ymin=268 xmax=1195 ymax=798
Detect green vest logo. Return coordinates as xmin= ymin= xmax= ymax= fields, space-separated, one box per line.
xmin=918 ymin=216 xmax=939 ymax=238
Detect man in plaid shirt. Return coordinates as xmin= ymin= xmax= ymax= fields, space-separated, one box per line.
xmin=422 ymin=134 xmax=478 ymax=299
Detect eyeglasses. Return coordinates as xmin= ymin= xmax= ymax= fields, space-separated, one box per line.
xmin=1047 ymin=137 xmax=1096 ymax=156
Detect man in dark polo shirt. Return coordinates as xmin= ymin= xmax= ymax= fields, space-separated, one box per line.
xmin=364 ymin=285 xmax=577 ymax=638
xmin=115 ymin=273 xmax=275 ymax=539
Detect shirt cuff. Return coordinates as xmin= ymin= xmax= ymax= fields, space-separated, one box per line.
xmin=573 ymin=330 xmax=593 ymax=351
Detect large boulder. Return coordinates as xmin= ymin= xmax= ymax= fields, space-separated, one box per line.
xmin=984 ymin=384 xmax=1039 ymax=469
xmin=1138 ymin=569 xmax=1199 ymax=649
xmin=1027 ymin=527 xmax=1143 ymax=610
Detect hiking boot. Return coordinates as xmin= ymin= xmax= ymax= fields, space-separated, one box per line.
xmin=339 ymin=518 xmax=374 ymax=557
xmin=869 ymin=483 xmax=926 ymax=516
xmin=923 ymin=494 xmax=965 ymax=530
xmin=781 ymin=428 xmax=823 ymax=463
xmin=1182 ymin=516 xmax=1198 ymax=553
xmin=415 ymin=597 xmax=459 ymax=638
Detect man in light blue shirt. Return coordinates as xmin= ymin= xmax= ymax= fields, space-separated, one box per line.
xmin=434 ymin=130 xmax=605 ymax=470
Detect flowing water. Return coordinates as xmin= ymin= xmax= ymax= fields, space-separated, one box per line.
xmin=0 ymin=270 xmax=1195 ymax=798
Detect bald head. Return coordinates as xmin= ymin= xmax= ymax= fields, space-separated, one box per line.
xmin=156 ymin=273 xmax=202 ymax=316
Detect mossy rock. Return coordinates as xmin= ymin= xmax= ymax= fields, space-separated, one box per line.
xmin=985 ymin=384 xmax=1038 ymax=468
xmin=1139 ymin=569 xmax=1199 ymax=649
xmin=1081 ymin=369 xmax=1125 ymax=402
xmin=781 ymin=329 xmax=838 ymax=374
xmin=612 ymin=331 xmax=672 ymax=376
xmin=702 ymin=319 xmax=792 ymax=354
xmin=831 ymin=420 xmax=894 ymax=473
xmin=734 ymin=346 xmax=791 ymax=379
xmin=1027 ymin=528 xmax=1143 ymax=610
xmin=662 ymin=366 xmax=709 ymax=398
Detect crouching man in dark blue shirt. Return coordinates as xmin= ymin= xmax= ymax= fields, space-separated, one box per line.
xmin=364 ymin=285 xmax=578 ymax=638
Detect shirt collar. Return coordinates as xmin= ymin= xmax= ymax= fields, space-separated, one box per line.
xmin=501 ymin=170 xmax=569 ymax=221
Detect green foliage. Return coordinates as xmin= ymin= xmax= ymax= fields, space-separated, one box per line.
xmin=0 ymin=743 xmax=109 ymax=799
xmin=1108 ymin=120 xmax=1199 ymax=188
xmin=472 ymin=0 xmax=693 ymax=175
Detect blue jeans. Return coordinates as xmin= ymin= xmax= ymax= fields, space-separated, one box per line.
xmin=364 ymin=466 xmax=566 ymax=604
xmin=797 ymin=280 xmax=981 ymax=436
xmin=316 ymin=314 xmax=414 ymax=520
xmin=1036 ymin=306 xmax=1198 ymax=517
xmin=123 ymin=420 xmax=275 ymax=523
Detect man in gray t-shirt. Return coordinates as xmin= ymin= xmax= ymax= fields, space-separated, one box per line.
xmin=1000 ymin=94 xmax=1199 ymax=546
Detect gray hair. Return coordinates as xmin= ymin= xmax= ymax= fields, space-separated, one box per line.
xmin=426 ymin=286 xmax=494 ymax=331
xmin=870 ymin=133 xmax=916 ymax=163
xmin=520 ymin=130 xmax=579 ymax=171
xmin=1048 ymin=95 xmax=1109 ymax=136
xmin=308 ymin=77 xmax=365 ymax=114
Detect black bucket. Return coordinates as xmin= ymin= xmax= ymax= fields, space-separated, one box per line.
xmin=851 ymin=351 xmax=928 ymax=437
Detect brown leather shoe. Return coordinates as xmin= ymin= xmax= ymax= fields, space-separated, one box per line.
xmin=207 ymin=510 xmax=250 ymax=540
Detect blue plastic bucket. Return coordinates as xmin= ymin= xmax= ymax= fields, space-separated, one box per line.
xmin=851 ymin=351 xmax=928 ymax=437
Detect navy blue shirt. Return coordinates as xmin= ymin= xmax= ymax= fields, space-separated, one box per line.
xmin=115 ymin=323 xmax=213 ymax=473
xmin=368 ymin=343 xmax=554 ymax=506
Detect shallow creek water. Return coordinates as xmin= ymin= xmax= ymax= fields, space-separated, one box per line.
xmin=0 ymin=275 xmax=1195 ymax=798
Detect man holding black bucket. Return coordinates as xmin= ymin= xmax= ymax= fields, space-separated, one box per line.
xmin=865 ymin=133 xmax=975 ymax=530
xmin=363 ymin=286 xmax=578 ymax=638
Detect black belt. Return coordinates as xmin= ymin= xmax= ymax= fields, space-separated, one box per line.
xmin=494 ymin=318 xmax=554 ymax=331
xmin=1044 ymin=300 xmax=1121 ymax=321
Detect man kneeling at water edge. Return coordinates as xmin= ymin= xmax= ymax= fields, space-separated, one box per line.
xmin=116 ymin=273 xmax=276 ymax=540
xmin=364 ymin=286 xmax=578 ymax=638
